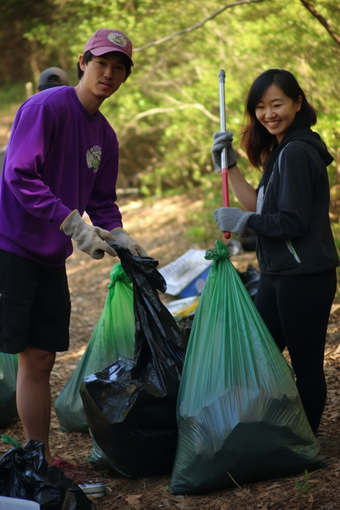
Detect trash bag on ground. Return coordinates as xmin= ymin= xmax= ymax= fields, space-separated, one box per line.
xmin=80 ymin=247 xmax=187 ymax=478
xmin=174 ymin=266 xmax=259 ymax=341
xmin=0 ymin=353 xmax=19 ymax=429
xmin=86 ymin=431 xmax=118 ymax=471
xmin=55 ymin=263 xmax=135 ymax=433
xmin=0 ymin=438 xmax=95 ymax=509
xmin=169 ymin=240 xmax=326 ymax=495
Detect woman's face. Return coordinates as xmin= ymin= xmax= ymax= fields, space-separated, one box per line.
xmin=255 ymin=84 xmax=302 ymax=143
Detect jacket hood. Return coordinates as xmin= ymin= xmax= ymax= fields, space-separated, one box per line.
xmin=278 ymin=128 xmax=334 ymax=166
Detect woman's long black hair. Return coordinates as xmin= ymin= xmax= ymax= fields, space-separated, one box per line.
xmin=241 ymin=69 xmax=317 ymax=169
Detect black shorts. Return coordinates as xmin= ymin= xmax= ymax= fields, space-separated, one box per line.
xmin=0 ymin=249 xmax=71 ymax=354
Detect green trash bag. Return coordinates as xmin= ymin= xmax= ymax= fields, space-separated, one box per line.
xmin=169 ymin=240 xmax=326 ymax=495
xmin=0 ymin=353 xmax=19 ymax=429
xmin=55 ymin=263 xmax=135 ymax=433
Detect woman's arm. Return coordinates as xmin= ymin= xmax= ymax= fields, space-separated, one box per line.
xmin=228 ymin=165 xmax=258 ymax=212
xmin=211 ymin=131 xmax=257 ymax=212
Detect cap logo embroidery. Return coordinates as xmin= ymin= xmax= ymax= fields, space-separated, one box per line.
xmin=107 ymin=32 xmax=127 ymax=47
xmin=86 ymin=146 xmax=102 ymax=172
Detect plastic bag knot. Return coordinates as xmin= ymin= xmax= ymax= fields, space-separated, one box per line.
xmin=108 ymin=263 xmax=132 ymax=288
xmin=204 ymin=240 xmax=232 ymax=262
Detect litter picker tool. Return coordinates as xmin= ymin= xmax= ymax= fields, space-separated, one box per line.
xmin=219 ymin=69 xmax=231 ymax=240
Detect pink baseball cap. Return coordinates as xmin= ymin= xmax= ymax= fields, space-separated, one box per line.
xmin=84 ymin=29 xmax=134 ymax=66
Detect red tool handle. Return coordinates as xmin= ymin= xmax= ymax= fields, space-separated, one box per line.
xmin=222 ymin=168 xmax=231 ymax=239
xmin=219 ymin=70 xmax=231 ymax=239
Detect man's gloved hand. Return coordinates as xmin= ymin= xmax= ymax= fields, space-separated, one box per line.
xmin=214 ymin=207 xmax=258 ymax=239
xmin=211 ymin=131 xmax=238 ymax=173
xmin=111 ymin=228 xmax=149 ymax=257
xmin=60 ymin=210 xmax=118 ymax=259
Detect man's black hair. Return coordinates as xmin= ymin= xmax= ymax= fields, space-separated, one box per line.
xmin=77 ymin=51 xmax=131 ymax=81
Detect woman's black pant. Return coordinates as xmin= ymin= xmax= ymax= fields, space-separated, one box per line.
xmin=254 ymin=268 xmax=337 ymax=434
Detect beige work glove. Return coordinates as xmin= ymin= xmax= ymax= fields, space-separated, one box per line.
xmin=112 ymin=228 xmax=149 ymax=257
xmin=60 ymin=210 xmax=118 ymax=259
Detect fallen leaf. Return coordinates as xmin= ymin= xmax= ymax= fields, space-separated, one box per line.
xmin=126 ymin=494 xmax=143 ymax=505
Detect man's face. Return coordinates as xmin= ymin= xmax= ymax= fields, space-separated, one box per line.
xmin=79 ymin=52 xmax=128 ymax=100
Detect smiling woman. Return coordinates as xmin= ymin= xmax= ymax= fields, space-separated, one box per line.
xmin=242 ymin=69 xmax=317 ymax=167
xmin=254 ymin=84 xmax=302 ymax=144
xmin=211 ymin=68 xmax=339 ymax=436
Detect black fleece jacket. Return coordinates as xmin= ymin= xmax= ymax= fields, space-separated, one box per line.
xmin=247 ymin=128 xmax=339 ymax=275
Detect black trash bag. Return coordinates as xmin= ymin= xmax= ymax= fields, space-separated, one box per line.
xmin=0 ymin=439 xmax=95 ymax=510
xmin=176 ymin=315 xmax=195 ymax=345
xmin=80 ymin=247 xmax=187 ymax=478
xmin=237 ymin=264 xmax=260 ymax=301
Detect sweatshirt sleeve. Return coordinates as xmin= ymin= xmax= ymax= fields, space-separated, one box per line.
xmin=4 ymin=104 xmax=72 ymax=227
xmin=247 ymin=144 xmax=319 ymax=238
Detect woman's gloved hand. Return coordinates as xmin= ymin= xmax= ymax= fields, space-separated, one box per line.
xmin=214 ymin=207 xmax=258 ymax=239
xmin=211 ymin=131 xmax=238 ymax=173
xmin=60 ymin=210 xmax=117 ymax=259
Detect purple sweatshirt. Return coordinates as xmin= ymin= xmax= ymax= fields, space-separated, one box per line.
xmin=0 ymin=86 xmax=123 ymax=266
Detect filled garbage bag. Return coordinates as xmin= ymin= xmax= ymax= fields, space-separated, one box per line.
xmin=0 ymin=439 xmax=95 ymax=509
xmin=80 ymin=247 xmax=187 ymax=478
xmin=169 ymin=240 xmax=326 ymax=495
xmin=86 ymin=431 xmax=118 ymax=470
xmin=0 ymin=353 xmax=19 ymax=429
xmin=55 ymin=263 xmax=135 ymax=433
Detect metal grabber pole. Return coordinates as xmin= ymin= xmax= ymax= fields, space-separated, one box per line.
xmin=219 ymin=69 xmax=231 ymax=240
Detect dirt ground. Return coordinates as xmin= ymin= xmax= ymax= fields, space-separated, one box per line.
xmin=1 ymin=191 xmax=340 ymax=510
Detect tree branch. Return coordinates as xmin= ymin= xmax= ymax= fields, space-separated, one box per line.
xmin=299 ymin=0 xmax=340 ymax=47
xmin=120 ymin=104 xmax=219 ymax=139
xmin=134 ymin=0 xmax=266 ymax=52
xmin=133 ymin=104 xmax=219 ymax=122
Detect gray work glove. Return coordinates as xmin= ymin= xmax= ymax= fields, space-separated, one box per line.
xmin=211 ymin=131 xmax=238 ymax=173
xmin=60 ymin=210 xmax=117 ymax=259
xmin=214 ymin=207 xmax=258 ymax=239
xmin=111 ymin=228 xmax=149 ymax=257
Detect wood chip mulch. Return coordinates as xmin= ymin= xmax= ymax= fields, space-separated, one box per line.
xmin=1 ymin=196 xmax=340 ymax=509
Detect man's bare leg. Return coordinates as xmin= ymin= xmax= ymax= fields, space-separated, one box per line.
xmin=17 ymin=347 xmax=56 ymax=465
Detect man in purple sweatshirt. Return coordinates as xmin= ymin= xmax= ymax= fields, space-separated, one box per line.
xmin=0 ymin=28 xmax=147 ymax=468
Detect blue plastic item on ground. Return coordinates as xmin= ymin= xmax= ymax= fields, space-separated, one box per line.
xmin=178 ymin=267 xmax=211 ymax=297
xmin=158 ymin=249 xmax=213 ymax=297
xmin=0 ymin=496 xmax=40 ymax=509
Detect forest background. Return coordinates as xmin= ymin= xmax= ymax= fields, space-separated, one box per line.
xmin=1 ymin=0 xmax=340 ymax=287
xmin=1 ymin=4 xmax=340 ymax=508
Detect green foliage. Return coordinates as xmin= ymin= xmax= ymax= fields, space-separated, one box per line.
xmin=8 ymin=0 xmax=337 ymax=194
xmin=1 ymin=0 xmax=340 ymax=261
xmin=296 ymin=469 xmax=313 ymax=495
xmin=0 ymin=83 xmax=27 ymax=108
